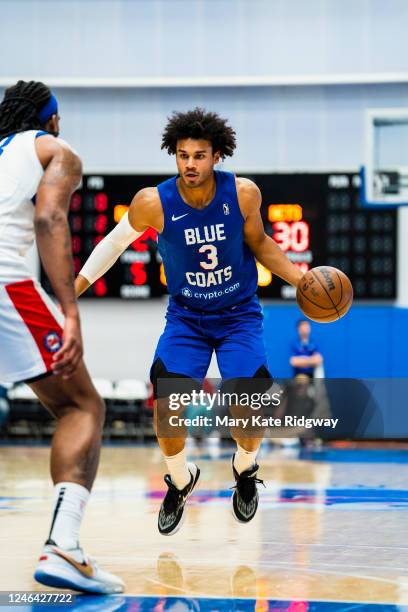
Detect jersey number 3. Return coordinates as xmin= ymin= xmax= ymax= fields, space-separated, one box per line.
xmin=198 ymin=244 xmax=218 ymax=270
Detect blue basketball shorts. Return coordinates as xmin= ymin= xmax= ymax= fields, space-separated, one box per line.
xmin=150 ymin=295 xmax=269 ymax=382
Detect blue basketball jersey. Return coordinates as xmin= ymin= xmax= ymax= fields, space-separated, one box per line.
xmin=157 ymin=170 xmax=258 ymax=311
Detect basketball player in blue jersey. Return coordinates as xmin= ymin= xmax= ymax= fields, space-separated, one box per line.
xmin=76 ymin=108 xmax=303 ymax=535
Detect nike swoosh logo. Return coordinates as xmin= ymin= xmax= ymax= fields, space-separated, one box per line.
xmin=52 ymin=548 xmax=94 ymax=578
xmin=172 ymin=213 xmax=189 ymax=221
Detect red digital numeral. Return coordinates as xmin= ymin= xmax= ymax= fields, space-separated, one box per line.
xmin=273 ymin=222 xmax=291 ymax=251
xmin=272 ymin=221 xmax=309 ymax=252
xmin=94 ymin=278 xmax=107 ymax=297
xmin=94 ymin=193 xmax=108 ymax=212
xmin=130 ymin=262 xmax=147 ymax=285
xmin=71 ymin=215 xmax=82 ymax=232
xmin=70 ymin=193 xmax=82 ymax=212
xmin=290 ymin=221 xmax=309 ymax=252
xmin=71 ymin=236 xmax=82 ymax=254
xmin=93 ymin=235 xmax=105 ymax=246
xmin=73 ymin=256 xmax=82 ymax=275
xmin=95 ymin=215 xmax=108 ymax=233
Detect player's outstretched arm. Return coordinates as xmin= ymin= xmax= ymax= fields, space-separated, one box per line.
xmin=238 ymin=178 xmax=303 ymax=288
xmin=75 ymin=187 xmax=162 ymax=297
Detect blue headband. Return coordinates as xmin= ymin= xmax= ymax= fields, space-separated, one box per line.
xmin=38 ymin=94 xmax=58 ymax=124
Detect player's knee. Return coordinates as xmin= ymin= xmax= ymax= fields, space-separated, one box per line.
xmin=76 ymin=387 xmax=106 ymax=429
xmin=221 ymin=364 xmax=273 ymax=396
xmin=88 ymin=392 xmax=106 ymax=428
xmin=52 ymin=386 xmax=105 ymax=427
xmin=150 ymin=358 xmax=199 ymax=399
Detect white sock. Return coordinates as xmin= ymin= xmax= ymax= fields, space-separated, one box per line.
xmin=234 ymin=445 xmax=258 ymax=475
xmin=164 ymin=448 xmax=191 ymax=490
xmin=47 ymin=482 xmax=89 ymax=550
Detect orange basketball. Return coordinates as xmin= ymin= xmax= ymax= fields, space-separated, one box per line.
xmin=296 ymin=266 xmax=353 ymax=323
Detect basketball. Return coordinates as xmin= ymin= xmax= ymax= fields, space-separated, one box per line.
xmin=296 ymin=266 xmax=353 ymax=323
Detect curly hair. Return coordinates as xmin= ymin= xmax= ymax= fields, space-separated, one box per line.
xmin=161 ymin=107 xmax=236 ymax=158
xmin=0 ymin=80 xmax=52 ymax=140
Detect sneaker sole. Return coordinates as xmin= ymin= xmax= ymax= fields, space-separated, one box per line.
xmin=160 ymin=465 xmax=200 ymax=536
xmin=34 ymin=565 xmax=123 ymax=594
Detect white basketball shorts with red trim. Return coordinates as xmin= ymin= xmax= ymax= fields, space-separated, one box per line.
xmin=0 ymin=279 xmax=64 ymax=384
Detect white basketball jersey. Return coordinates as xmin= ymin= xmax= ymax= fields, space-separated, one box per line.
xmin=0 ymin=130 xmax=44 ymax=282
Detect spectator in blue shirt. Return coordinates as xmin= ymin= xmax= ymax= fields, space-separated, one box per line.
xmin=290 ymin=319 xmax=323 ymax=378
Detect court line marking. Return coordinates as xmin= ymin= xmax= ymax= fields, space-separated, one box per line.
xmin=23 ymin=551 xmax=403 ymax=578
xmin=4 ymin=537 xmax=405 ymax=552
xmin=3 ymin=539 xmax=408 ymax=554
xmin=104 ymin=557 xmax=408 ymax=574
xmin=4 ymin=552 xmax=408 ymax=577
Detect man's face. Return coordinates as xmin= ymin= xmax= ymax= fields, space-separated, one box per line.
xmin=298 ymin=321 xmax=311 ymax=340
xmin=176 ymin=139 xmax=220 ymax=188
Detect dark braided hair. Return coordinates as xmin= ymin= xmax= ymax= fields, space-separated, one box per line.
xmin=0 ymin=80 xmax=52 ymax=140
xmin=161 ymin=108 xmax=236 ymax=158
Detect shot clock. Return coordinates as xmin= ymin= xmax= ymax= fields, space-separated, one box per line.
xmin=41 ymin=173 xmax=396 ymax=300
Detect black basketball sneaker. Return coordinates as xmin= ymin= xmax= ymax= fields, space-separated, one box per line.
xmin=231 ymin=455 xmax=264 ymax=523
xmin=158 ymin=463 xmax=200 ymax=536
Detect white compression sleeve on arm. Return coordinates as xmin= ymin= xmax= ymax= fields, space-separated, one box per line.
xmin=79 ymin=212 xmax=143 ymax=284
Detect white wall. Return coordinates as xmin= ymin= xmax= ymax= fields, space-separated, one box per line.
xmin=2 ymin=0 xmax=408 ymax=78
xmin=78 ymin=299 xmax=166 ymax=380
xmin=78 ymin=298 xmax=221 ymax=380
xmin=1 ymin=0 xmax=408 ymax=172
xmin=1 ymin=84 xmax=407 ymax=173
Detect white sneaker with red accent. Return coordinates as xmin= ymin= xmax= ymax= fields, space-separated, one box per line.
xmin=34 ymin=541 xmax=124 ymax=594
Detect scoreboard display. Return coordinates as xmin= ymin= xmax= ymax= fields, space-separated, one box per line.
xmin=42 ymin=173 xmax=397 ymax=300
xmin=253 ymin=173 xmax=397 ymax=299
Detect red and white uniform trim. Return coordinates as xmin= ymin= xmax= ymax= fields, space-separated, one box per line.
xmin=0 ymin=130 xmax=73 ymax=384
xmin=0 ymin=279 xmax=64 ymax=383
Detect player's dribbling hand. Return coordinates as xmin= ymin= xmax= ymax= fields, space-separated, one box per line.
xmin=51 ymin=314 xmax=83 ymax=379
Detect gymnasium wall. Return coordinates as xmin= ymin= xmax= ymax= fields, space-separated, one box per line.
xmin=1 ymin=0 xmax=408 ymax=171
xmin=1 ymin=84 xmax=407 ymax=173
xmin=263 ymin=304 xmax=408 ymax=379
xmin=3 ymin=0 xmax=407 ymax=79
xmin=78 ymin=299 xmax=408 ymax=381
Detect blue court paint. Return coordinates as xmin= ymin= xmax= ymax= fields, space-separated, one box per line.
xmin=192 ymin=448 xmax=408 ymax=465
xmin=57 ymin=595 xmax=401 ymax=611
xmin=0 ymin=495 xmax=40 ymax=512
xmin=0 ymin=496 xmax=38 ymax=500
xmin=299 ymin=448 xmax=408 ymax=463
xmin=148 ymin=486 xmax=408 ymax=508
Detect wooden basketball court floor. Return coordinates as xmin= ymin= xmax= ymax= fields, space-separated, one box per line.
xmin=1 ymin=444 xmax=408 ymax=611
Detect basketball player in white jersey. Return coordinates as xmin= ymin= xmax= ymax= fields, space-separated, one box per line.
xmin=0 ymin=81 xmax=123 ymax=594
